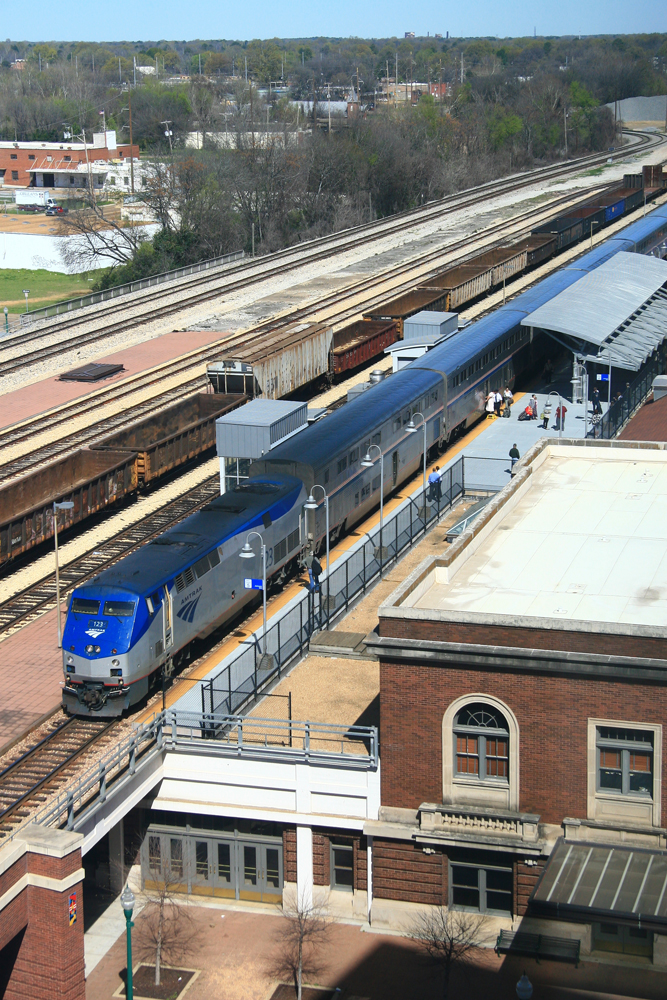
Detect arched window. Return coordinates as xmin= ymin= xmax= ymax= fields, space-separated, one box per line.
xmin=454 ymin=703 xmax=509 ymax=783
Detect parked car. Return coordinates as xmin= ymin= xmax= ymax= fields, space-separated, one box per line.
xmin=46 ymin=205 xmax=69 ymax=216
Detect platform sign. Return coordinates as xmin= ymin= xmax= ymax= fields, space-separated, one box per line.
xmin=596 ymin=374 xmax=610 ymax=381
xmin=68 ymin=892 xmax=77 ymax=925
xmin=244 ymin=578 xmax=264 ymax=591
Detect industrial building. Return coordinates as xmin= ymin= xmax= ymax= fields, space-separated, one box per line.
xmin=0 ymin=132 xmax=140 ymax=191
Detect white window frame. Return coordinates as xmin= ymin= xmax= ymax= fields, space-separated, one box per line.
xmin=587 ymin=718 xmax=662 ymax=828
xmin=443 ymin=694 xmax=520 ymax=811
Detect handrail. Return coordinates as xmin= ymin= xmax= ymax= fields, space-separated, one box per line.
xmin=16 ymin=249 xmax=245 ymax=327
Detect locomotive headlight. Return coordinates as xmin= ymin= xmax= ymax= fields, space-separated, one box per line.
xmin=66 ymin=655 xmax=74 ymax=664
xmin=111 ymin=658 xmax=120 ymax=667
xmin=85 ymin=644 xmax=94 ymax=654
xmin=94 ymin=646 xmax=101 ymax=654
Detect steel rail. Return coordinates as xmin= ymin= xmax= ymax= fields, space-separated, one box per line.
xmin=0 ymin=717 xmax=116 ymax=834
xmin=0 ymin=184 xmax=606 ymax=483
xmin=0 ymin=129 xmax=659 ymax=364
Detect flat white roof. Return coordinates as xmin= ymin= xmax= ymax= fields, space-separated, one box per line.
xmin=408 ymin=450 xmax=667 ymax=630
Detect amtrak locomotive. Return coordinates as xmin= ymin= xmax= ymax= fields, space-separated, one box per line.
xmin=62 ymin=206 xmax=667 ymax=716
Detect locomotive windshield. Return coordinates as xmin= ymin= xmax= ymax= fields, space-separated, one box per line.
xmin=71 ymin=597 xmax=100 ymax=614
xmin=103 ymin=600 xmax=136 ymax=617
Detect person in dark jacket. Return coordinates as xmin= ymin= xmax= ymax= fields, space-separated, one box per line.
xmin=509 ymin=444 xmax=520 ymax=469
xmin=311 ymin=555 xmax=322 ymax=592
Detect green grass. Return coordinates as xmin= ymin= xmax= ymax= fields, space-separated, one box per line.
xmin=0 ymin=268 xmax=96 ymax=314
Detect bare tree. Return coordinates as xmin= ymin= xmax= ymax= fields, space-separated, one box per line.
xmin=56 ymin=199 xmax=149 ymax=272
xmin=410 ymin=907 xmax=488 ymax=1000
xmin=271 ymin=891 xmax=331 ymax=1000
xmin=134 ymin=853 xmax=197 ymax=987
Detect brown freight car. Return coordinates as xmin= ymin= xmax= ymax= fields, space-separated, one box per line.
xmin=511 ymin=233 xmax=557 ymax=267
xmin=419 ymin=263 xmax=493 ymax=310
xmin=329 ymin=319 xmax=399 ymax=376
xmin=0 ymin=449 xmax=138 ymax=565
xmin=94 ymin=392 xmax=246 ymax=484
xmin=364 ymin=287 xmax=450 ymax=334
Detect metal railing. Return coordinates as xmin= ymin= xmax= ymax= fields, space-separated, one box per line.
xmin=200 ymin=457 xmax=472 ymax=718
xmin=13 ymin=248 xmax=245 ymax=328
xmin=587 ymin=354 xmax=664 ymax=440
xmin=8 ymin=709 xmax=377 ymax=840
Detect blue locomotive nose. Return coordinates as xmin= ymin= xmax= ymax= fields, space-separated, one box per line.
xmin=64 ymin=591 xmax=137 ymax=657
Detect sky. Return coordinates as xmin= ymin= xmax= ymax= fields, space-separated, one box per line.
xmin=3 ymin=0 xmax=666 ymax=43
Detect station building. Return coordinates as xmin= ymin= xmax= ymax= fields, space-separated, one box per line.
xmin=366 ymin=436 xmax=667 ymax=963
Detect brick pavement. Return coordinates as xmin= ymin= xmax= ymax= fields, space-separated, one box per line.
xmin=0 ymin=327 xmax=232 ymax=430
xmin=85 ymin=902 xmax=667 ymax=1000
xmin=0 ymin=607 xmax=62 ymax=749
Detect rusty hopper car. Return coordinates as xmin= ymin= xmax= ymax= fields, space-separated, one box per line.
xmin=210 ymin=323 xmax=333 ymax=399
xmin=420 ymin=263 xmax=493 ymax=310
xmin=329 ymin=319 xmax=399 ymax=375
xmin=532 ymin=216 xmax=584 ymax=251
xmin=94 ymin=392 xmax=246 ymax=484
xmin=365 ymin=288 xmax=450 ymax=334
xmin=512 ymin=233 xmax=557 ymax=267
xmin=472 ymin=245 xmax=528 ymax=285
xmin=0 ymin=449 xmax=138 ymax=566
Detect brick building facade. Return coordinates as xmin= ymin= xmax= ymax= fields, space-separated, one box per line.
xmin=365 ymin=439 xmax=667 ymax=962
xmin=0 ymin=825 xmax=85 ymax=1000
xmin=0 ymin=136 xmax=139 ymax=189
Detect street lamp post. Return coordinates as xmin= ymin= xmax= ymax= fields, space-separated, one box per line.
xmin=53 ymin=500 xmax=74 ymax=648
xmin=361 ymin=444 xmax=384 ymax=574
xmin=121 ymin=885 xmax=135 ymax=1000
xmin=406 ymin=412 xmax=428 ymax=496
xmin=304 ymin=485 xmax=330 ymax=626
xmin=239 ymin=530 xmax=267 ymax=657
xmin=22 ymin=289 xmax=29 ymax=314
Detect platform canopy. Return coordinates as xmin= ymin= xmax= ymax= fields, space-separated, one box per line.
xmin=521 ymin=252 xmax=667 ymax=370
xmin=531 ymin=840 xmax=667 ymax=932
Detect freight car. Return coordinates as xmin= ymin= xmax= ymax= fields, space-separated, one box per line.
xmin=62 ymin=204 xmax=667 ymax=717
xmin=0 ymin=393 xmax=245 ymax=567
xmin=329 ymin=319 xmax=399 ymax=376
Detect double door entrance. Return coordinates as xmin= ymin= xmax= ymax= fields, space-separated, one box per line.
xmin=145 ymin=831 xmax=283 ymax=903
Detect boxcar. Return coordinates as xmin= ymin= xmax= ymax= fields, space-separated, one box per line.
xmin=329 ymin=319 xmax=399 ymax=375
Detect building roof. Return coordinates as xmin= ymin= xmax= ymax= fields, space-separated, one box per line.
xmin=532 ymin=839 xmax=667 ymax=932
xmin=521 ymin=252 xmax=667 ymax=371
xmin=391 ymin=443 xmax=667 ymax=636
xmin=619 ymin=393 xmax=667 ymax=443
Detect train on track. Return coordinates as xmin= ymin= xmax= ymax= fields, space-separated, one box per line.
xmin=62 ymin=203 xmax=667 ymax=717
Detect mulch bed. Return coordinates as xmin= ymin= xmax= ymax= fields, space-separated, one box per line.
xmin=117 ymin=965 xmax=197 ymax=999
xmin=270 ymin=986 xmax=336 ymax=1000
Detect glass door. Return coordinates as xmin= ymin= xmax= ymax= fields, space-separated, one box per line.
xmin=191 ymin=838 xmax=213 ymax=896
xmin=238 ymin=842 xmax=283 ymax=902
xmin=212 ymin=840 xmax=236 ymax=898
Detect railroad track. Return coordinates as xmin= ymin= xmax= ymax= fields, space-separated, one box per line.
xmin=0 ymin=716 xmax=116 ymax=836
xmin=0 ymin=183 xmax=612 ymax=484
xmin=0 ymin=474 xmax=222 ymax=636
xmin=0 ymin=128 xmax=661 ymax=372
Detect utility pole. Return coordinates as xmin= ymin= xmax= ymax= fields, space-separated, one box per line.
xmin=133 ymin=55 xmax=136 ymax=87
xmin=395 ymin=51 xmax=398 ymax=107
xmin=328 ymin=82 xmax=331 ymax=134
xmin=128 ymin=89 xmax=135 ymax=194
xmin=161 ymin=120 xmax=173 ymax=153
xmin=564 ymin=103 xmax=568 ymax=157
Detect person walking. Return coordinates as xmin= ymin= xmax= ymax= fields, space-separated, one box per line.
xmin=509 ymin=443 xmax=520 ymax=470
xmin=428 ymin=466 xmax=441 ymax=502
xmin=555 ymin=403 xmax=568 ymax=431
xmin=494 ymin=390 xmax=503 ymax=416
xmin=304 ymin=551 xmax=315 ymax=591
xmin=592 ymin=387 xmax=602 ymax=416
xmin=540 ymin=398 xmax=552 ymax=429
xmin=530 ymin=394 xmax=539 ymax=420
xmin=311 ymin=554 xmax=322 ymax=593
xmin=503 ymin=387 xmax=513 ymax=417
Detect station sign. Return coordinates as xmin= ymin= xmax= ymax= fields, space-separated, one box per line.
xmin=244 ymin=578 xmax=264 ymax=590
xmin=596 ymin=374 xmax=610 ymax=381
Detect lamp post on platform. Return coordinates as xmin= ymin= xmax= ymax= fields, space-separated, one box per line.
xmin=406 ymin=412 xmax=428 ymax=495
xmin=361 ymin=444 xmax=384 ymax=575
xmin=121 ymin=885 xmax=135 ymax=1000
xmin=304 ymin=486 xmax=330 ymax=625
xmin=239 ymin=531 xmax=267 ymax=656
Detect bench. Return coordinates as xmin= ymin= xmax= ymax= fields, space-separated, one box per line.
xmin=495 ymin=930 xmax=580 ymax=966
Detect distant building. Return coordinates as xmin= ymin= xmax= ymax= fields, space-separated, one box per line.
xmin=0 ymin=132 xmax=140 ymax=191
xmin=405 ymin=31 xmax=415 ymax=38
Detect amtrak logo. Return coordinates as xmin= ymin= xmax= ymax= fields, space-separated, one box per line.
xmin=85 ymin=627 xmax=105 ymax=638
xmin=177 ymin=595 xmax=201 ymax=624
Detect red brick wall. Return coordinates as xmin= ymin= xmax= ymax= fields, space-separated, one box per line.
xmin=380 ymin=660 xmax=667 ymax=824
xmin=515 ymin=859 xmax=546 ymax=916
xmin=0 ymin=145 xmax=139 ymax=186
xmin=373 ymin=839 xmax=446 ymax=904
xmin=283 ymin=827 xmax=296 ymax=882
xmin=381 ymin=616 xmax=667 ymax=660
xmin=0 ymin=847 xmax=85 ymax=1000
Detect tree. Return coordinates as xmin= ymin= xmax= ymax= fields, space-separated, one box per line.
xmin=271 ymin=891 xmax=330 ymax=1000
xmin=57 ymin=199 xmax=150 ymax=273
xmin=410 ymin=907 xmax=488 ymax=1000
xmin=134 ymin=855 xmax=196 ymax=986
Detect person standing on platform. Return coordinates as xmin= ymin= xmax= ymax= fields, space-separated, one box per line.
xmin=509 ymin=444 xmax=520 ymax=470
xmin=530 ymin=394 xmax=539 ymax=419
xmin=311 ymin=555 xmax=322 ymax=593
xmin=592 ymin=387 xmax=602 ymax=416
xmin=486 ymin=393 xmax=496 ymax=418
xmin=494 ymin=390 xmax=503 ymax=416
xmin=555 ymin=403 xmax=568 ymax=431
xmin=304 ymin=551 xmax=315 ymax=590
xmin=541 ymin=398 xmax=552 ymax=430
xmin=503 ymin=387 xmax=513 ymax=417
xmin=428 ymin=466 xmax=442 ymax=502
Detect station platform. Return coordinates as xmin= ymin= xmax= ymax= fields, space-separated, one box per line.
xmin=0 ymin=326 xmax=231 ymax=432
xmin=0 ymin=358 xmax=610 ymax=751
